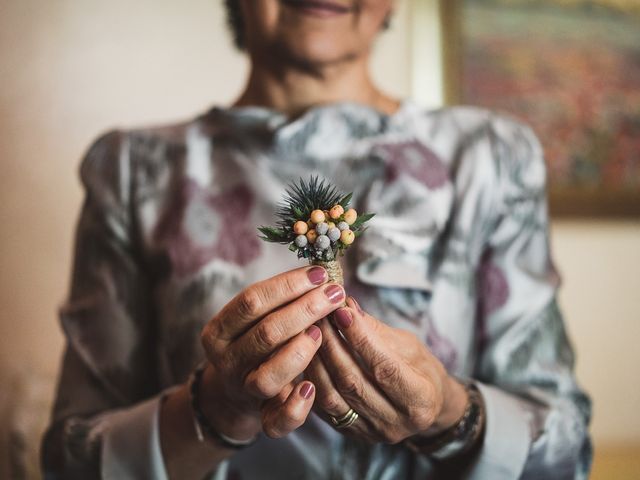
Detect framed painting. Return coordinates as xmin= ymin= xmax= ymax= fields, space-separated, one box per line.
xmin=442 ymin=0 xmax=640 ymax=217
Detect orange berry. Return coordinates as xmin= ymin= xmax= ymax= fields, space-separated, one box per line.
xmin=340 ymin=229 xmax=355 ymax=245
xmin=306 ymin=229 xmax=318 ymax=244
xmin=344 ymin=208 xmax=357 ymax=225
xmin=293 ymin=221 xmax=308 ymax=235
xmin=329 ymin=205 xmax=344 ymax=219
xmin=310 ymin=209 xmax=326 ymax=224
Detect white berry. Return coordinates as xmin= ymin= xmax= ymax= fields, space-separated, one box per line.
xmin=316 ymin=222 xmax=329 ymax=235
xmin=315 ymin=235 xmax=330 ymax=250
xmin=295 ymin=235 xmax=308 ymax=248
xmin=328 ymin=227 xmax=341 ymax=242
xmin=337 ymin=221 xmax=349 ymax=231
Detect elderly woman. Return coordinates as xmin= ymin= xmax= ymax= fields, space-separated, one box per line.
xmin=42 ymin=1 xmax=591 ymax=479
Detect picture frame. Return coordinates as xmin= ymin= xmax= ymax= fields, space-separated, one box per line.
xmin=440 ymin=0 xmax=640 ymax=218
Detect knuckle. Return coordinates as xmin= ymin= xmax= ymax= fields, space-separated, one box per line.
xmin=200 ymin=322 xmax=222 ymax=357
xmin=281 ymin=273 xmax=301 ymax=297
xmin=372 ymin=356 xmax=400 ymax=386
xmin=200 ymin=324 xmax=214 ymax=352
xmin=283 ymin=402 xmax=306 ymax=427
xmin=422 ymin=382 xmax=440 ymax=411
xmin=383 ymin=429 xmax=404 ymax=445
xmin=350 ymin=333 xmax=371 ymax=353
xmin=318 ymin=392 xmax=343 ymax=414
xmin=302 ymin=298 xmax=323 ymax=319
xmin=410 ymin=408 xmax=435 ymax=431
xmin=255 ymin=321 xmax=282 ymax=351
xmin=244 ymin=369 xmax=278 ymax=399
xmin=237 ymin=289 xmax=263 ymax=318
xmin=335 ymin=372 xmax=363 ymax=398
xmin=262 ymin=404 xmax=305 ymax=439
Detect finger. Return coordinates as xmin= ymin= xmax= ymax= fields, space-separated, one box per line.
xmin=261 ymin=381 xmax=316 ymax=439
xmin=212 ymin=266 xmax=329 ymax=342
xmin=317 ymin=318 xmax=398 ymax=425
xmin=270 ymin=380 xmax=297 ymax=406
xmin=232 ymin=283 xmax=345 ymax=366
xmin=244 ymin=325 xmax=322 ymax=399
xmin=306 ymin=356 xmax=378 ymax=441
xmin=332 ymin=297 xmax=420 ymax=406
xmin=305 ymin=354 xmax=351 ymax=420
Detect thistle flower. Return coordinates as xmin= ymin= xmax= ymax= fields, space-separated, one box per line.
xmin=257 ymin=176 xmax=375 ymax=283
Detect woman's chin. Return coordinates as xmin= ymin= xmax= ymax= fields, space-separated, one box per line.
xmin=272 ymin=35 xmax=363 ymax=68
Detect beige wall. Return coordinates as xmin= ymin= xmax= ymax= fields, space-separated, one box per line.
xmin=551 ymin=220 xmax=640 ymax=445
xmin=0 ymin=0 xmax=638 ymax=472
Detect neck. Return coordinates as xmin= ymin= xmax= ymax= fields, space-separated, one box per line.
xmin=233 ymin=55 xmax=399 ymax=118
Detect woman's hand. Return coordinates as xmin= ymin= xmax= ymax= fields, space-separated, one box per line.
xmin=198 ymin=266 xmax=345 ymax=441
xmin=305 ymin=297 xmax=469 ymax=444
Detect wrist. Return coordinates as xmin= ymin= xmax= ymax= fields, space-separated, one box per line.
xmin=405 ymin=380 xmax=486 ymax=460
xmin=429 ymin=375 xmax=469 ymax=435
xmin=198 ymin=363 xmax=261 ymax=442
xmin=159 ymin=383 xmax=233 ymax=478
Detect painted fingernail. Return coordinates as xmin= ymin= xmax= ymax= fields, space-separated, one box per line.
xmin=324 ymin=284 xmax=345 ymax=304
xmin=307 ymin=267 xmax=327 ymax=285
xmin=300 ymin=382 xmax=315 ymax=399
xmin=306 ymin=325 xmax=321 ymax=342
xmin=350 ymin=296 xmax=364 ymax=315
xmin=334 ymin=308 xmax=353 ymax=329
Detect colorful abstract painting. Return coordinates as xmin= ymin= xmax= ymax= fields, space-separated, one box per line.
xmin=453 ymin=0 xmax=640 ymax=216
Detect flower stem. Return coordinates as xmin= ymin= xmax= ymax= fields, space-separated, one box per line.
xmin=310 ymin=259 xmax=344 ymax=285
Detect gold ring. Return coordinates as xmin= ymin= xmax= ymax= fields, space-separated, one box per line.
xmin=330 ymin=408 xmax=359 ymax=429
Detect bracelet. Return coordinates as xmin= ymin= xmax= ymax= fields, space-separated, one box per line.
xmin=404 ymin=381 xmax=486 ymax=460
xmin=188 ymin=362 xmax=259 ymax=450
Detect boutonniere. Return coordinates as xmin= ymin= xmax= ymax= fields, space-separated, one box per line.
xmin=258 ymin=176 xmax=374 ymax=284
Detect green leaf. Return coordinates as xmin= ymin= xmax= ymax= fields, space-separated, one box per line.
xmin=292 ymin=207 xmax=304 ymax=219
xmin=288 ymin=244 xmax=298 ymax=252
xmin=338 ymin=192 xmax=353 ymax=208
xmin=258 ymin=226 xmax=278 ymax=235
xmin=350 ymin=212 xmax=375 ymax=229
xmin=257 ymin=225 xmax=290 ymax=243
xmin=354 ymin=227 xmax=368 ymax=238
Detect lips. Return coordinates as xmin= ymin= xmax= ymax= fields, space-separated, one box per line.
xmin=281 ymin=0 xmax=353 ymax=16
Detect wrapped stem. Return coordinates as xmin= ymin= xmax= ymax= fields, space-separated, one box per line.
xmin=311 ymin=259 xmax=344 ymax=285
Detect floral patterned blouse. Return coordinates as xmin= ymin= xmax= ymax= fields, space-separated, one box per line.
xmin=42 ymin=100 xmax=591 ymax=479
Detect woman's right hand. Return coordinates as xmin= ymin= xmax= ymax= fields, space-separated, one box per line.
xmin=199 ymin=265 xmax=344 ymax=441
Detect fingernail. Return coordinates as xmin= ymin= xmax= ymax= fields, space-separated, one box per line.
xmin=350 ymin=296 xmax=364 ymax=315
xmin=300 ymin=382 xmax=315 ymax=399
xmin=324 ymin=284 xmax=345 ymax=304
xmin=334 ymin=308 xmax=353 ymax=329
xmin=307 ymin=267 xmax=327 ymax=285
xmin=306 ymin=325 xmax=321 ymax=342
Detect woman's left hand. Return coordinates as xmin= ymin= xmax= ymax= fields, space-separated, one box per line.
xmin=305 ymin=297 xmax=469 ymax=444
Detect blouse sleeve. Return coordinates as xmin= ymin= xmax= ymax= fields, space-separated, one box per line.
xmin=465 ymin=117 xmax=592 ymax=479
xmin=41 ymin=131 xmax=170 ymax=478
